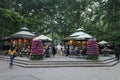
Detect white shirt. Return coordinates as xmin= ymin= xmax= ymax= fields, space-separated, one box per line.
xmin=57 ymin=45 xmax=61 ymax=50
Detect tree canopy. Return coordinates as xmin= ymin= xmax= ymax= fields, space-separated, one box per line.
xmin=0 ymin=0 xmax=120 ymax=44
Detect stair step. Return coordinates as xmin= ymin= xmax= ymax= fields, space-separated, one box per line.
xmin=1 ymin=57 xmax=112 ymax=65
xmin=0 ymin=56 xmax=119 ymax=68
xmin=14 ymin=63 xmax=114 ymax=68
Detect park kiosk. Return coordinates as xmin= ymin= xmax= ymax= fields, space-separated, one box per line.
xmin=63 ymin=28 xmax=93 ymax=49
xmin=10 ymin=27 xmax=36 ymax=49
xmin=5 ymin=27 xmax=36 ymax=56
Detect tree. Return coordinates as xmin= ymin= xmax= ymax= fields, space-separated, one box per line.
xmin=0 ymin=0 xmax=120 ymax=44
xmin=0 ymin=8 xmax=24 ymax=38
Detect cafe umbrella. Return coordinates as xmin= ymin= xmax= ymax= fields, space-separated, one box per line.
xmin=98 ymin=40 xmax=108 ymax=45
xmin=33 ymin=35 xmax=52 ymax=41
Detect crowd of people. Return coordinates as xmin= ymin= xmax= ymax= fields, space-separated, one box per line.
xmin=7 ymin=42 xmax=120 ymax=69
xmin=43 ymin=44 xmax=83 ymax=58
xmin=8 ymin=43 xmax=84 ymax=58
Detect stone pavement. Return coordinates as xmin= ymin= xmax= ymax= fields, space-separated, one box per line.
xmin=0 ymin=60 xmax=120 ymax=80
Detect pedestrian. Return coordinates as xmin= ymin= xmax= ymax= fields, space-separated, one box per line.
xmin=114 ymin=45 xmax=120 ymax=60
xmin=56 ymin=44 xmax=62 ymax=56
xmin=52 ymin=44 xmax=57 ymax=57
xmin=66 ymin=44 xmax=70 ymax=56
xmin=45 ymin=45 xmax=50 ymax=57
xmin=8 ymin=47 xmax=17 ymax=68
xmin=81 ymin=46 xmax=87 ymax=56
xmin=74 ymin=46 xmax=80 ymax=57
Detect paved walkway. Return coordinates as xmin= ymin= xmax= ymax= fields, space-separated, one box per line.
xmin=0 ymin=59 xmax=120 ymax=80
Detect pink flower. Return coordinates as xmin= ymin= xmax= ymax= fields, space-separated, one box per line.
xmin=31 ymin=39 xmax=44 ymax=55
xmin=86 ymin=39 xmax=99 ymax=55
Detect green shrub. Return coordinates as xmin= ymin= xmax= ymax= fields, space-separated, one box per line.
xmin=84 ymin=55 xmax=99 ymax=60
xmin=30 ymin=55 xmax=44 ymax=60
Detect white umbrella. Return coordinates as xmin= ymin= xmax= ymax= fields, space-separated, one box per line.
xmin=33 ymin=35 xmax=52 ymax=41
xmin=98 ymin=40 xmax=108 ymax=45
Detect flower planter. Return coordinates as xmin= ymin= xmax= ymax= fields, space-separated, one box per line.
xmin=30 ymin=39 xmax=44 ymax=60
xmin=85 ymin=39 xmax=99 ymax=60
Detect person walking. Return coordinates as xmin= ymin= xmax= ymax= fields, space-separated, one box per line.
xmin=114 ymin=45 xmax=120 ymax=60
xmin=8 ymin=47 xmax=17 ymax=68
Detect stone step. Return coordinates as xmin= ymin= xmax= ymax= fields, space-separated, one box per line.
xmin=13 ymin=61 xmax=119 ymax=68
xmin=0 ymin=56 xmax=119 ymax=68
xmin=0 ymin=56 xmax=115 ymax=62
xmin=0 ymin=56 xmax=116 ymax=65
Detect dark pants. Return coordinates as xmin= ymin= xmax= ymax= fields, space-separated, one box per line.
xmin=115 ymin=53 xmax=120 ymax=60
xmin=10 ymin=55 xmax=14 ymax=66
